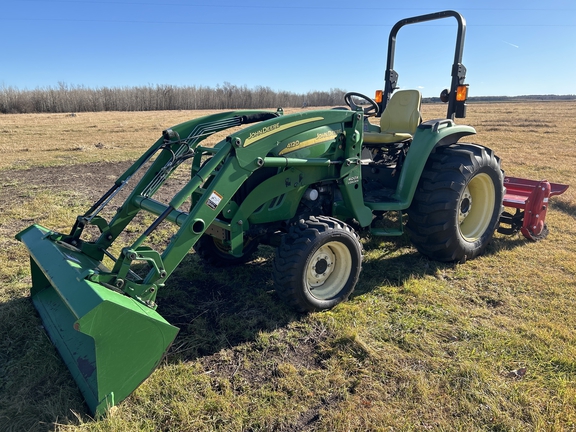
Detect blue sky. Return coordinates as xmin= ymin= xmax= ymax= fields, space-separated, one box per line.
xmin=1 ymin=0 xmax=575 ymax=97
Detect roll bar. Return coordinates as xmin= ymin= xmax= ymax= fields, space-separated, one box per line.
xmin=380 ymin=10 xmax=467 ymax=120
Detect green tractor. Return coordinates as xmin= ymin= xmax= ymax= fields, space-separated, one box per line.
xmin=16 ymin=10 xmax=567 ymax=416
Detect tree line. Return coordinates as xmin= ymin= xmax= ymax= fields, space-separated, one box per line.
xmin=423 ymin=94 xmax=576 ymax=103
xmin=0 ymin=82 xmax=347 ymax=114
xmin=2 ymin=83 xmax=573 ymax=114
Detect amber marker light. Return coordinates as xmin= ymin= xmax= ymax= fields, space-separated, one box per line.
xmin=456 ymin=85 xmax=468 ymax=102
xmin=374 ymin=90 xmax=383 ymax=103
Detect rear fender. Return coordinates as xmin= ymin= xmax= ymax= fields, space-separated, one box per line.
xmin=392 ymin=119 xmax=476 ymax=208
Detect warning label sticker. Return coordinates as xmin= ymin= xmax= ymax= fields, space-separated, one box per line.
xmin=206 ymin=191 xmax=223 ymax=210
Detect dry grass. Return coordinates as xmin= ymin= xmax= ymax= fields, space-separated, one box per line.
xmin=0 ymin=110 xmax=231 ymax=170
xmin=1 ymin=101 xmax=576 ymax=431
xmin=421 ymin=101 xmax=576 ymax=187
xmin=0 ymin=108 xmax=306 ymax=171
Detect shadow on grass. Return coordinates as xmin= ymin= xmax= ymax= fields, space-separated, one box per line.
xmin=0 ymin=231 xmax=541 ymax=431
xmin=156 ymin=250 xmax=300 ymax=363
xmin=0 ymin=248 xmax=300 ymax=431
xmin=353 ymin=230 xmax=534 ymax=298
xmin=0 ymin=297 xmax=88 ymax=432
xmin=552 ymin=199 xmax=576 ymax=219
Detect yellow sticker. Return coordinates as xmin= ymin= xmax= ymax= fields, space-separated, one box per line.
xmin=206 ymin=191 xmax=223 ymax=210
xmin=244 ymin=117 xmax=325 ymax=146
xmin=279 ymin=129 xmax=341 ymax=155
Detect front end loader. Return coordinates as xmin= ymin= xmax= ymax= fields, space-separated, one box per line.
xmin=16 ymin=10 xmax=567 ymax=416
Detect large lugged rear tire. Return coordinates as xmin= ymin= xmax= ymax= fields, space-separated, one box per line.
xmin=273 ymin=216 xmax=363 ymax=312
xmin=406 ymin=143 xmax=504 ymax=262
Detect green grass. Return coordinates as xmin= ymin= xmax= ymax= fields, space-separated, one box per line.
xmin=1 ymin=102 xmax=576 ymax=431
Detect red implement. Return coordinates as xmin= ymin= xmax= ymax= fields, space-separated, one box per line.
xmin=499 ymin=177 xmax=569 ymax=241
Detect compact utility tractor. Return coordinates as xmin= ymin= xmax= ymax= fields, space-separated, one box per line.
xmin=16 ymin=10 xmax=568 ymax=415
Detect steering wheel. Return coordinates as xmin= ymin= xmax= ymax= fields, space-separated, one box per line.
xmin=344 ymin=92 xmax=379 ymax=117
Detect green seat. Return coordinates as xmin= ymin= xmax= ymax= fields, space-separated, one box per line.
xmin=364 ymin=90 xmax=422 ymax=145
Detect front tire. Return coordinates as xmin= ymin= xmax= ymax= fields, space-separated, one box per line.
xmin=194 ymin=235 xmax=259 ymax=266
xmin=273 ymin=216 xmax=363 ymax=312
xmin=407 ymin=143 xmax=504 ymax=262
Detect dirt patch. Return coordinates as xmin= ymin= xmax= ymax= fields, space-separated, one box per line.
xmin=0 ymin=158 xmax=198 ymax=205
xmin=0 ymin=161 xmax=132 ymax=204
xmin=0 ymin=158 xmax=198 ymax=276
xmin=0 ymin=161 xmax=133 ymax=240
xmin=0 ymin=161 xmax=131 ymax=238
xmin=0 ymin=160 xmax=195 ymax=239
xmin=198 ymin=324 xmax=342 ymax=432
xmin=200 ymin=325 xmax=327 ymax=382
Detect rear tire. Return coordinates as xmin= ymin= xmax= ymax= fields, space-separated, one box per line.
xmin=273 ymin=216 xmax=362 ymax=312
xmin=407 ymin=143 xmax=504 ymax=262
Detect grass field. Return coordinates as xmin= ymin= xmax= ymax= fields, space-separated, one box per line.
xmin=1 ymin=101 xmax=575 ymax=431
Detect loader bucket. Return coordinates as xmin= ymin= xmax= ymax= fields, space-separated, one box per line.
xmin=16 ymin=224 xmax=179 ymax=416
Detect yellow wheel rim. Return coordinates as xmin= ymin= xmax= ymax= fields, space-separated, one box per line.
xmin=458 ymin=173 xmax=496 ymax=242
xmin=213 ymin=238 xmax=231 ymax=253
xmin=306 ymin=241 xmax=352 ymax=300
xmin=212 ymin=237 xmax=253 ymax=254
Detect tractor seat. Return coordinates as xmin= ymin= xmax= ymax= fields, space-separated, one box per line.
xmin=363 ymin=89 xmax=422 ymax=145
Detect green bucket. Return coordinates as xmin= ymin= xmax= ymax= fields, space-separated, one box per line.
xmin=16 ymin=224 xmax=179 ymax=416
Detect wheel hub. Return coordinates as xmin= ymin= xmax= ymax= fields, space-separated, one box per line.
xmin=309 ymin=248 xmax=335 ymax=287
xmin=459 ymin=186 xmax=472 ymax=224
xmin=314 ymin=257 xmax=329 ymax=275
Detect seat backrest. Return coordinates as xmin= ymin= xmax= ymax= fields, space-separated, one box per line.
xmin=379 ymin=89 xmax=422 ymax=135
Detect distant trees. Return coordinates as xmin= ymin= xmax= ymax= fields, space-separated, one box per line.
xmin=0 ymin=82 xmax=347 ymax=114
xmin=423 ymin=94 xmax=576 ymax=104
xmin=3 ymin=84 xmax=573 ymax=114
